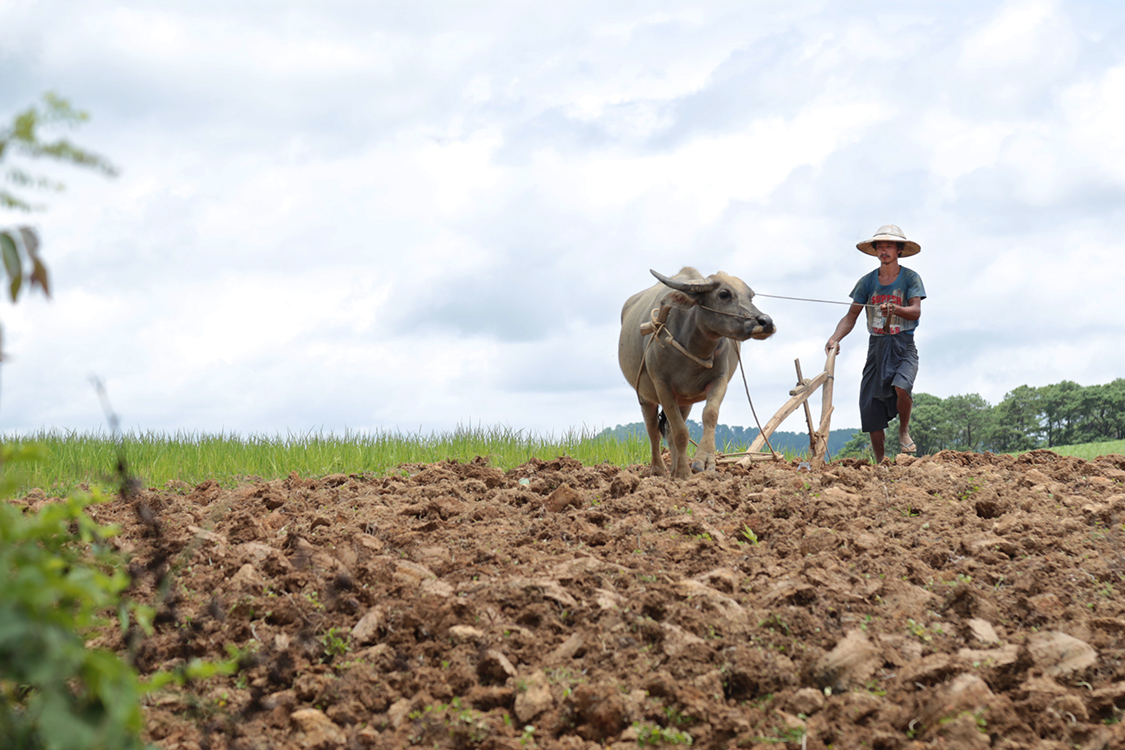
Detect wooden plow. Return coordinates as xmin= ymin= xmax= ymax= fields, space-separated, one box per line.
xmin=718 ymin=344 xmax=839 ymax=470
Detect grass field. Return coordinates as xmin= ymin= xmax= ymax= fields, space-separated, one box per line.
xmin=2 ymin=430 xmax=1122 ymax=494
xmin=1034 ymin=438 xmax=1125 ymax=461
xmin=1 ymin=427 xmax=659 ymax=493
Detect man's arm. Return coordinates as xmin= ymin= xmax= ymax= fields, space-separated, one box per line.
xmin=826 ymin=302 xmax=864 ymax=354
xmin=880 ymin=296 xmax=922 ymax=322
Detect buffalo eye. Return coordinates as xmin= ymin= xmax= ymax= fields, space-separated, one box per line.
xmin=718 ymin=289 xmax=732 ymax=300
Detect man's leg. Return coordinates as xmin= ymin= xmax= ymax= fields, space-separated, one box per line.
xmin=895 ymin=386 xmax=914 ymax=450
xmin=870 ymin=430 xmax=886 ymax=463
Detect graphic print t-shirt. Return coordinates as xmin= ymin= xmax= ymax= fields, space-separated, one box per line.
xmin=850 ymin=266 xmax=926 ymax=336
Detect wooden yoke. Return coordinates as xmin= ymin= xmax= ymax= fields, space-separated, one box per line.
xmin=639 ymin=305 xmax=671 ymax=336
xmin=719 ymin=343 xmax=839 ymax=468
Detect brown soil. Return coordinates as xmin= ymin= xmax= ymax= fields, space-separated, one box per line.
xmin=30 ymin=450 xmax=1125 ymax=749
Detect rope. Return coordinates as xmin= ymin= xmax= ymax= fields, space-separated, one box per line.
xmin=639 ymin=306 xmax=713 ymax=372
xmin=631 ymin=309 xmax=703 ymax=454
xmin=736 ymin=346 xmax=776 ymax=457
xmin=632 ymin=308 xmax=662 ymax=391
xmin=697 ymin=303 xmax=755 ymax=318
xmin=756 ymin=293 xmax=876 ymax=308
xmin=665 ymin=333 xmax=713 ymax=368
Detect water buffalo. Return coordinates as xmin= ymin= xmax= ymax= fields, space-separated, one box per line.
xmin=618 ymin=268 xmax=775 ymax=479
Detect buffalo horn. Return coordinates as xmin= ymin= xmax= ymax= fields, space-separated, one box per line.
xmin=650 ymin=269 xmax=719 ymax=294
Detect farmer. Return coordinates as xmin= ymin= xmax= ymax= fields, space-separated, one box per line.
xmin=826 ymin=225 xmax=926 ymax=462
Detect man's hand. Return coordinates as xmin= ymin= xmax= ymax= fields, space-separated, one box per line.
xmin=880 ymin=297 xmax=921 ymax=323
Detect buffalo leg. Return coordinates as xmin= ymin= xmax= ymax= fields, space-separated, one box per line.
xmin=639 ymin=399 xmax=667 ymax=477
xmin=693 ymin=379 xmax=729 ymax=473
xmin=678 ymin=404 xmax=694 ymax=472
xmin=654 ymin=385 xmax=692 ymax=479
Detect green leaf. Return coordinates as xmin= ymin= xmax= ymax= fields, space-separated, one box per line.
xmin=31 ymin=257 xmax=50 ymax=296
xmin=1 ymin=230 xmax=20 ymax=281
xmin=2 ymin=94 xmax=118 ymax=213
xmin=0 ymin=188 xmax=38 ymax=211
xmin=1 ymin=471 xmax=149 ymax=750
xmin=19 ymin=226 xmax=40 ymax=258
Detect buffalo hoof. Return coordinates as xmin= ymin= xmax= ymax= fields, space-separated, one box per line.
xmin=691 ymin=454 xmax=717 ymax=473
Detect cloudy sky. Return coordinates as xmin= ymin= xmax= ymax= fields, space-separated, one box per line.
xmin=1 ymin=0 xmax=1123 ymax=440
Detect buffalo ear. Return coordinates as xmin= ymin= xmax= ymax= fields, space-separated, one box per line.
xmin=661 ymin=290 xmax=697 ymax=310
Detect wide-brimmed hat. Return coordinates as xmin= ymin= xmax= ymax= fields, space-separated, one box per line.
xmin=856 ymin=225 xmax=921 ymax=257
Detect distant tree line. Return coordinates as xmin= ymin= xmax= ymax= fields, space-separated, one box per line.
xmin=911 ymin=379 xmax=1125 ymax=453
xmin=597 ymin=421 xmax=855 ymax=456
xmin=604 ymin=379 xmax=1124 ymax=460
xmin=839 ymin=379 xmax=1125 ymax=458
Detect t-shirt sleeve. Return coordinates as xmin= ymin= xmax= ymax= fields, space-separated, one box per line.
xmin=849 ymin=275 xmax=870 ymax=305
xmin=905 ymin=269 xmax=926 ymax=301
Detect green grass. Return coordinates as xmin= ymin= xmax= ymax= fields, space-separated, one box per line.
xmin=1039 ymin=439 xmax=1125 ymax=461
xmin=1 ymin=427 xmax=658 ymax=494
xmin=10 ymin=427 xmax=1116 ymax=496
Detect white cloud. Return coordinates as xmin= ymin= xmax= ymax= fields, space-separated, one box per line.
xmin=416 ymin=130 xmax=506 ymax=214
xmin=1061 ymin=65 xmax=1125 ymax=181
xmin=918 ymin=112 xmax=1014 ymax=182
xmin=2 ymin=0 xmax=1125 ymax=440
xmin=960 ymin=0 xmax=1059 ymax=70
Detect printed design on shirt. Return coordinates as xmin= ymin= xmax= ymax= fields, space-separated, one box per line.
xmin=850 ymin=266 xmax=924 ymax=336
xmin=868 ymin=291 xmax=904 ymax=335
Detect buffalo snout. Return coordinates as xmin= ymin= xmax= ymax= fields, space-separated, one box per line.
xmin=749 ymin=314 xmax=775 ymax=340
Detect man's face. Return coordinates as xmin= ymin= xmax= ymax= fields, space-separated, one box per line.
xmin=873 ymin=241 xmax=899 ymax=264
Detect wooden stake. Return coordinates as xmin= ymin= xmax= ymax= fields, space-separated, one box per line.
xmin=811 ymin=344 xmax=839 ymax=469
xmin=795 ymin=359 xmax=815 ymax=454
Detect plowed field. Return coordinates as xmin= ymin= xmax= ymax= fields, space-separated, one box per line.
xmin=30 ymin=449 xmax=1125 ymax=749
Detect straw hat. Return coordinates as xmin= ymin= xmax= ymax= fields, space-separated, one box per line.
xmin=856 ymin=224 xmax=921 ymax=257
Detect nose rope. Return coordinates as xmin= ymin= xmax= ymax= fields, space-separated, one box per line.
xmin=697 ymin=304 xmax=759 ymax=319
